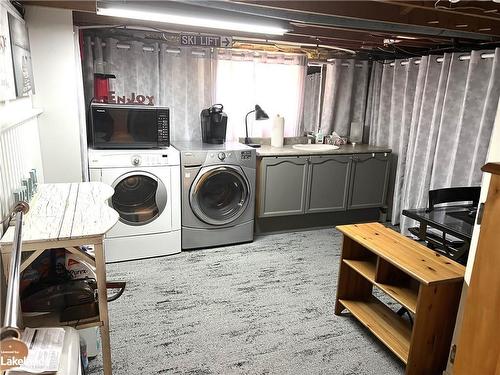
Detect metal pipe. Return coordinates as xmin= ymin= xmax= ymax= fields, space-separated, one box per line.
xmin=1 ymin=201 xmax=29 ymax=341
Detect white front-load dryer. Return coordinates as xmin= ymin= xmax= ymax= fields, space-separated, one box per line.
xmin=88 ymin=148 xmax=181 ymax=262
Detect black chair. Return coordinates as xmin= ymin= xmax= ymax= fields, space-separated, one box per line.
xmin=409 ymin=186 xmax=480 ymax=258
xmin=427 ymin=186 xmax=481 ymax=212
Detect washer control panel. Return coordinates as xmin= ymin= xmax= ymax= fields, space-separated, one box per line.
xmin=180 ymin=148 xmax=255 ymax=168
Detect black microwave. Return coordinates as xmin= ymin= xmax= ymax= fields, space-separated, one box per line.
xmin=89 ymin=103 xmax=170 ymax=149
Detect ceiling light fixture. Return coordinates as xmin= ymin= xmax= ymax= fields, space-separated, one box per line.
xmin=395 ymin=35 xmax=419 ymax=40
xmin=97 ymin=2 xmax=288 ymax=35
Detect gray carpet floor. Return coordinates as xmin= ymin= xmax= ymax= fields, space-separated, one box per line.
xmin=88 ymin=228 xmax=405 ymax=374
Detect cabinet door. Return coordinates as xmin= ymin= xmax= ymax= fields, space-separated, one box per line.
xmin=348 ymin=153 xmax=390 ymax=209
xmin=258 ymin=157 xmax=309 ymax=217
xmin=305 ymin=155 xmax=351 ymax=213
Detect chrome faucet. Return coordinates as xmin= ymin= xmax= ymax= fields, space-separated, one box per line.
xmin=304 ymin=132 xmax=316 ymax=144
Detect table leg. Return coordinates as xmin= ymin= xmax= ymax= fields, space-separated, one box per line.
xmin=94 ymin=241 xmax=112 ymax=375
xmin=417 ymin=222 xmax=427 ymax=241
xmin=450 ymin=241 xmax=471 ymax=265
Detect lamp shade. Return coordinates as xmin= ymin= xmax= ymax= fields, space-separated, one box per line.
xmin=254 ymin=105 xmax=269 ymax=120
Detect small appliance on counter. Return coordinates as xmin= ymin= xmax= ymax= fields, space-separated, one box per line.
xmin=201 ymin=104 xmax=227 ymax=144
xmin=89 ymin=103 xmax=170 ymax=149
xmin=93 ymin=73 xmax=116 ymax=102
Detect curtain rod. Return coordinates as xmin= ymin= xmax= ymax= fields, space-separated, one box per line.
xmin=309 ymin=61 xmax=367 ymax=68
xmin=388 ymin=52 xmax=495 ymax=66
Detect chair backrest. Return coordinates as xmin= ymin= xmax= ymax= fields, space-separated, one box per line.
xmin=428 ymin=186 xmax=481 ymax=211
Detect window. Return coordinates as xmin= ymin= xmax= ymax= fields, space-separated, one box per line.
xmin=215 ymin=51 xmax=307 ymax=142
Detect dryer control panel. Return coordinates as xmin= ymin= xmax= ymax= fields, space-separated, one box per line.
xmin=88 ymin=148 xmax=180 ymax=168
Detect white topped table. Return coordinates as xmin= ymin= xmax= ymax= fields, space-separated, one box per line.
xmin=1 ymin=182 xmax=118 ymax=375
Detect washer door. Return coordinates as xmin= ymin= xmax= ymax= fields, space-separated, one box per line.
xmin=190 ymin=166 xmax=250 ymax=226
xmin=111 ymin=171 xmax=167 ymax=226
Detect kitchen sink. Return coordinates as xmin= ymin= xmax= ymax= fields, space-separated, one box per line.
xmin=292 ymin=144 xmax=340 ymax=151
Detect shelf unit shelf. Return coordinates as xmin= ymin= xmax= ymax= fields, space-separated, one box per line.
xmin=343 ymin=259 xmax=376 ymax=280
xmin=343 ymin=259 xmax=418 ymax=314
xmin=339 ymin=297 xmax=411 ymax=363
xmin=335 ymin=223 xmax=465 ymax=375
xmin=23 ymin=312 xmax=103 ymax=330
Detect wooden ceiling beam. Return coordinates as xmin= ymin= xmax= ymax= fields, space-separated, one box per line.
xmin=385 ymin=1 xmax=500 ymax=22
xmin=21 ymin=1 xmax=96 ymax=12
xmin=238 ymin=0 xmax=500 ymax=39
xmin=288 ymin=24 xmax=451 ymax=47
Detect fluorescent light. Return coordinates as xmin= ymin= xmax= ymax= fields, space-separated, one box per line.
xmin=395 ymin=35 xmax=419 ymax=40
xmin=97 ymin=6 xmax=288 ymax=35
xmin=319 ymin=44 xmax=356 ymax=54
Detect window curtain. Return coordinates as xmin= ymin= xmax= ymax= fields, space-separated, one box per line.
xmin=215 ymin=49 xmax=307 ymax=142
xmin=367 ymin=49 xmax=500 ymax=234
xmin=302 ymin=72 xmax=321 ymax=133
xmin=319 ymin=60 xmax=370 ymax=142
xmin=82 ymin=35 xmax=214 ymax=141
xmin=365 ymin=57 xmax=420 ymax=220
xmin=159 ymin=46 xmax=215 ymax=141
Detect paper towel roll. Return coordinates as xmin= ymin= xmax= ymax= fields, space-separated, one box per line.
xmin=271 ymin=115 xmax=284 ymax=148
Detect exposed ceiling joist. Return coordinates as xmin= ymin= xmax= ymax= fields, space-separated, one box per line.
xmin=194 ymin=0 xmax=499 ymax=41
xmin=27 ymin=0 xmax=500 ymax=60
xmin=22 ymin=1 xmax=96 ymax=12
xmin=386 ymin=1 xmax=500 ymax=22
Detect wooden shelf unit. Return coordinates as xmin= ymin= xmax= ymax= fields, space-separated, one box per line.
xmin=335 ymin=222 xmax=465 ymax=375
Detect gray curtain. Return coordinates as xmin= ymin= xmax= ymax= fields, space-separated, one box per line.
xmin=367 ymin=49 xmax=500 ymax=233
xmin=302 ymin=72 xmax=321 ymax=133
xmin=83 ymin=35 xmax=214 ymax=141
xmin=320 ymin=60 xmax=370 ymax=141
xmin=159 ymin=46 xmax=214 ymax=141
xmin=365 ymin=57 xmax=420 ymax=220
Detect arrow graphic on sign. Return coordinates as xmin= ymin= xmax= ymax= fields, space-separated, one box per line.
xmin=221 ymin=36 xmax=232 ymax=48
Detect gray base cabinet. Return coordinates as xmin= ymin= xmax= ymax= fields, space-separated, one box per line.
xmin=257 ymin=152 xmax=390 ymax=218
xmin=348 ymin=153 xmax=390 ymax=209
xmin=306 ymin=155 xmax=351 ymax=213
xmin=258 ymin=157 xmax=309 ymax=217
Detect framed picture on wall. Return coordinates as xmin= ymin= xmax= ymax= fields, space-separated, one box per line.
xmin=8 ymin=11 xmax=34 ymax=97
xmin=0 ymin=3 xmax=15 ymax=101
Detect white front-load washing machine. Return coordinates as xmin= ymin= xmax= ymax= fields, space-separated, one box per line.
xmin=88 ymin=148 xmax=181 ymax=262
xmin=173 ymin=141 xmax=256 ymax=250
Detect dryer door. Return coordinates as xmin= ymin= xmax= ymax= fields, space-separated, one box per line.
xmin=111 ymin=171 xmax=167 ymax=226
xmin=190 ymin=165 xmax=250 ymax=226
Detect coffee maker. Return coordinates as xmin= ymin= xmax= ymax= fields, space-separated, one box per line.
xmin=200 ymin=104 xmax=227 ymax=144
